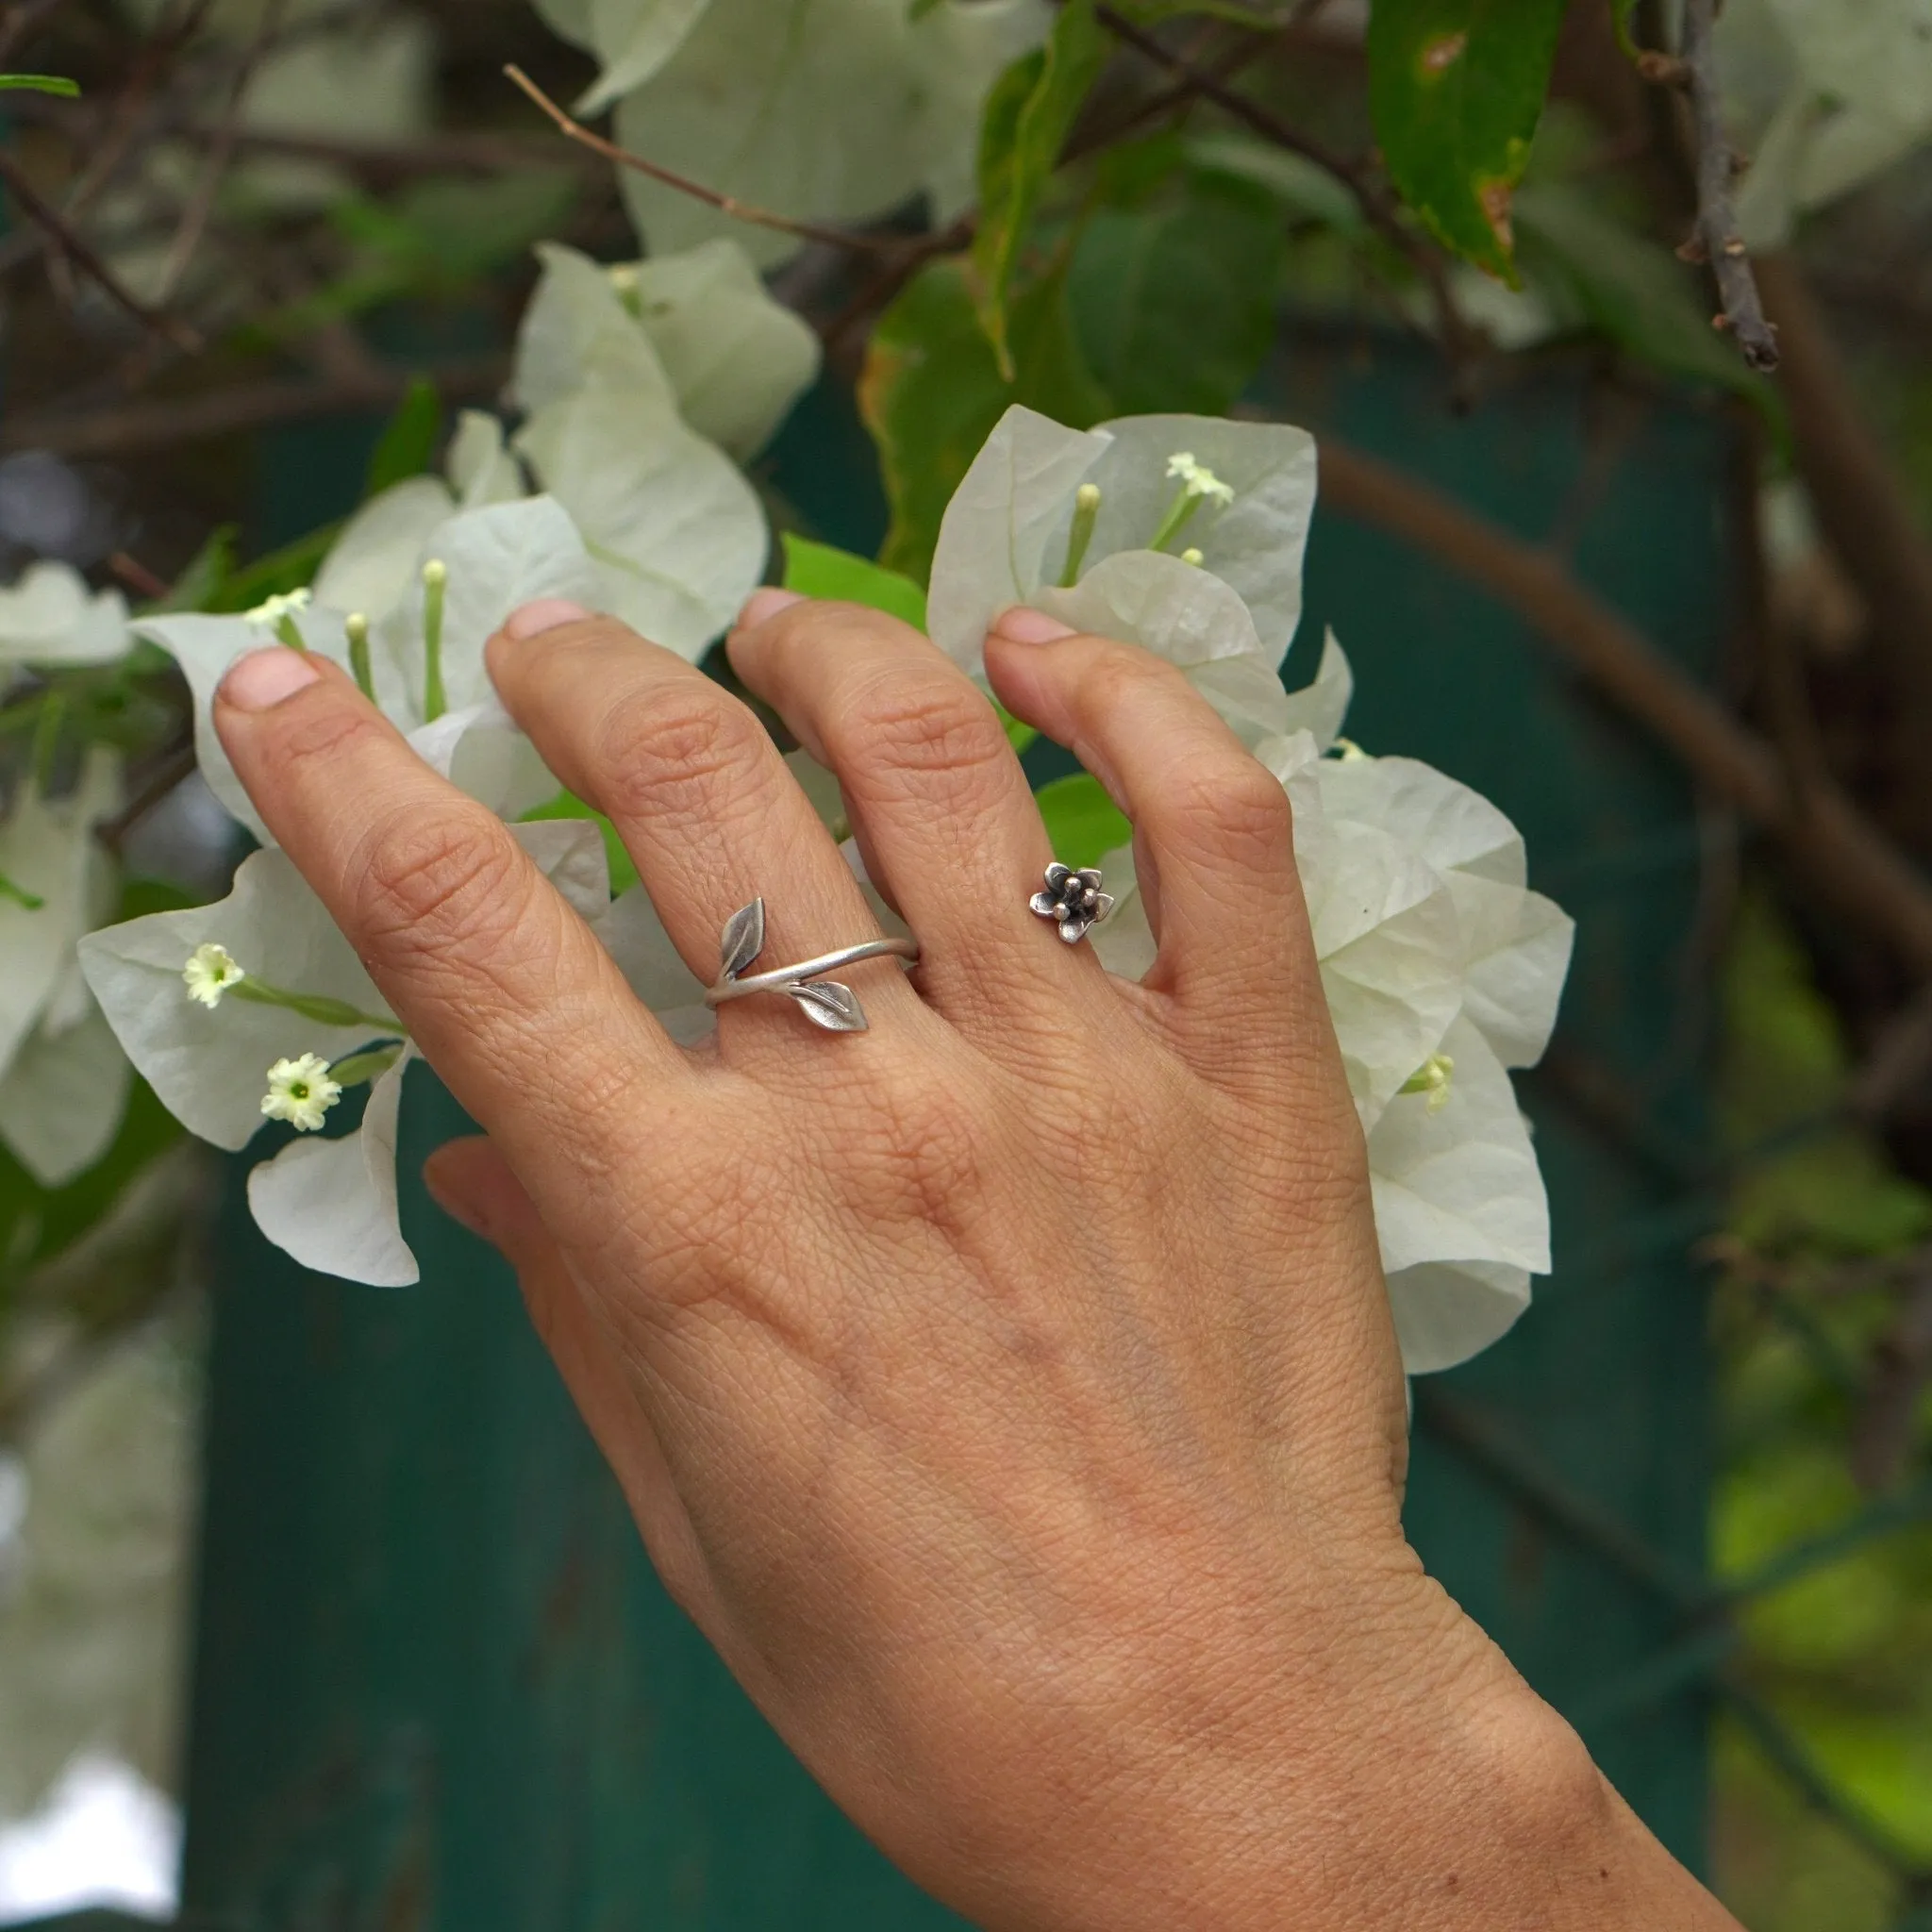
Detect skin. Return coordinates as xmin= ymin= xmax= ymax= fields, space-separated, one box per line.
xmin=212 ymin=591 xmax=1742 ymax=1931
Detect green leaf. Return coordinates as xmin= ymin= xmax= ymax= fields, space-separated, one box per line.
xmin=0 ymin=871 xmax=45 ymax=911
xmin=972 ymin=0 xmax=1108 ymax=379
xmin=521 ymin=791 xmax=640 ymax=898
xmin=207 ymin=523 xmax=343 ymax=614
xmin=780 ymin=535 xmax=927 ymax=629
xmin=0 ymin=73 xmax=79 ymax=96
xmin=1365 ymin=0 xmax=1568 ymax=282
xmin=1034 ymin=772 xmax=1130 ymax=869
xmin=1512 ymin=184 xmax=1783 ymax=416
xmin=861 ymin=254 xmax=1110 ymax=584
xmin=153 ymin=525 xmax=239 ymax=615
xmin=1609 ymin=0 xmax=1640 ymax=59
xmin=1067 ymin=171 xmax=1286 ymax=415
xmin=778 ymin=534 xmax=1035 ymax=751
xmin=0 ymin=1078 xmax=181 ymax=1293
xmin=363 ymin=375 xmax=444 ymax=500
xmin=328 ymin=1044 xmax=406 ymax=1090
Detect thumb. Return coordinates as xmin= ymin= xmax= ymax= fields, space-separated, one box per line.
xmin=423 ymin=1137 xmax=708 ymax=1613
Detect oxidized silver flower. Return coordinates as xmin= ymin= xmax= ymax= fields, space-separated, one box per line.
xmin=1030 ymin=863 xmax=1114 ymax=945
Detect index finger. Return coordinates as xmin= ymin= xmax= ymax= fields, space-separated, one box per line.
xmin=212 ymin=643 xmax=690 ymax=1200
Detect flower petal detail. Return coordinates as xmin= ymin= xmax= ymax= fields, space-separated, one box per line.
xmin=247 ymin=1052 xmax=419 ymax=1288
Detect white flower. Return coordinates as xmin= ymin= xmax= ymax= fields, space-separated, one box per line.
xmin=143 ymin=495 xmax=599 ymax=847
xmin=182 ymin=941 xmax=244 ymax=1008
xmin=0 ymin=562 xmax=131 ymax=674
xmin=243 ymin=588 xmax=311 ymax=629
xmin=1076 ymin=614 xmax=1574 ymax=1376
xmin=599 ymin=0 xmax=1050 ymax=265
xmin=926 ymin=405 xmax=1320 ymax=746
xmin=518 ymin=239 xmax=820 ymax=462
xmin=80 ymin=817 xmax=684 ymax=1286
xmin=1166 ymin=452 xmax=1235 ymax=505
xmin=260 ymin=1052 xmax=342 ymax=1133
xmin=507 ymin=242 xmax=784 ymax=650
xmin=1720 ymin=0 xmax=1932 ymax=248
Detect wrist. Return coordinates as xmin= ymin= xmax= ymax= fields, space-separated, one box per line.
xmin=938 ymin=1557 xmax=1735 ymax=1932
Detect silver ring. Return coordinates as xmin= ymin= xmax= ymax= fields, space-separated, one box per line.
xmin=704 ymin=899 xmax=918 ymax=1033
xmin=1031 ymin=863 xmax=1113 ymax=945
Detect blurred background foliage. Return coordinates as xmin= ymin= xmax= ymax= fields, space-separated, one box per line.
xmin=2 ymin=0 xmax=1932 ymax=1925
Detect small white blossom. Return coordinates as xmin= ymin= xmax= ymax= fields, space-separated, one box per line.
xmin=1166 ymin=452 xmax=1235 ymax=505
xmin=244 ymin=588 xmax=312 ymax=629
xmin=261 ymin=1053 xmax=341 ymax=1133
xmin=182 ymin=942 xmax=244 ymax=1008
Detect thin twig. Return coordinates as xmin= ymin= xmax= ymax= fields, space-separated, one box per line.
xmin=0 ymin=353 xmax=506 ymax=457
xmin=1853 ymin=1258 xmax=1932 ymax=1490
xmin=1092 ymin=6 xmax=1480 ymax=369
xmin=503 ymin=64 xmax=910 ymax=259
xmin=108 ymin=550 xmax=171 ymax=600
xmin=1678 ymin=0 xmax=1778 ymax=371
xmin=95 ymin=742 xmax=195 ymax=858
xmin=1318 ymin=437 xmax=1932 ymax=974
xmin=0 ymin=148 xmax=202 ymax=350
xmin=155 ymin=0 xmax=285 ymax=301
xmin=0 ymin=0 xmax=71 ymax=70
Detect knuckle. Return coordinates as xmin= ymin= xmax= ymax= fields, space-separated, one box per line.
xmin=1170 ymin=756 xmax=1293 ymax=869
xmin=262 ymin=693 xmax=392 ymax=774
xmin=835 ymin=669 xmax=1011 ymax=808
xmin=1077 ymin=644 xmax=1191 ymax=711
xmin=836 ymin=1069 xmax=991 ymax=1234
xmin=356 ymin=810 xmax=534 ymax=958
xmin=594 ymin=685 xmax=772 ymax=830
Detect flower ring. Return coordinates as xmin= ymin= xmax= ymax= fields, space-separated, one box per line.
xmin=1031 ymin=864 xmax=1114 ymax=945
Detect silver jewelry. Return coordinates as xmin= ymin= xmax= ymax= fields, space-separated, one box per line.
xmin=705 ymin=899 xmax=918 ymax=1033
xmin=1031 ymin=863 xmax=1113 ymax=945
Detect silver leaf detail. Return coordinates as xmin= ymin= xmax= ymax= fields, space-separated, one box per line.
xmin=787 ymin=980 xmax=868 ymax=1032
xmin=719 ymin=899 xmax=766 ymax=981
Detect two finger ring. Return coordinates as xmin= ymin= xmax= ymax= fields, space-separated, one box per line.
xmin=706 ymin=865 xmax=1109 ymax=1037
xmin=705 ymin=899 xmax=918 ymax=1034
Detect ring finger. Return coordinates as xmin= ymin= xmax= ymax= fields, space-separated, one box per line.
xmin=726 ymin=592 xmax=1101 ymax=1027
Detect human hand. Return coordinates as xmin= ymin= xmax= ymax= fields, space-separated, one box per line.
xmin=209 ymin=593 xmax=1738 ymax=1931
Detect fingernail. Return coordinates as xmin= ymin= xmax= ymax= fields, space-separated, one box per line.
xmin=220 ymin=646 xmax=324 ymax=711
xmin=991 ymin=607 xmax=1077 ymax=645
xmin=739 ymin=587 xmax=807 ymax=628
xmin=505 ymin=598 xmax=591 ymax=641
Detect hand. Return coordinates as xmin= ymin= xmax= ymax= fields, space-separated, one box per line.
xmin=211 ymin=592 xmax=1738 ymax=1931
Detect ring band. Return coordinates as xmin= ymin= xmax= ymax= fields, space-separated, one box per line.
xmin=705 ymin=899 xmax=918 ymax=1033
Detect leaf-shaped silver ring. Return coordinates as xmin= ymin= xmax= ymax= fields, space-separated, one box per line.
xmin=704 ymin=900 xmax=920 ymax=1035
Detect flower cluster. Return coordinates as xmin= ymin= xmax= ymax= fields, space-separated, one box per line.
xmin=71 ymin=235 xmax=819 ymax=1282
xmin=928 ymin=406 xmax=1575 ymax=1376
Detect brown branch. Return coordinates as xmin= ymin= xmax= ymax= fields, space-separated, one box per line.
xmin=0 ymin=148 xmax=203 ymax=351
xmin=1318 ymin=437 xmax=1932 ymax=973
xmin=154 ymin=0 xmax=287 ymax=301
xmin=1678 ymin=0 xmax=1779 ymax=371
xmin=0 ymin=354 xmax=506 ymax=458
xmin=95 ymin=742 xmax=195 ymax=858
xmin=1092 ymin=6 xmax=1481 ymax=371
xmin=198 ymin=124 xmax=606 ymax=181
xmin=1853 ymin=1257 xmax=1932 ymax=1490
xmin=0 ymin=0 xmax=71 ymax=69
xmin=1755 ymin=251 xmax=1932 ymax=824
xmin=503 ymin=64 xmax=909 ymax=259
